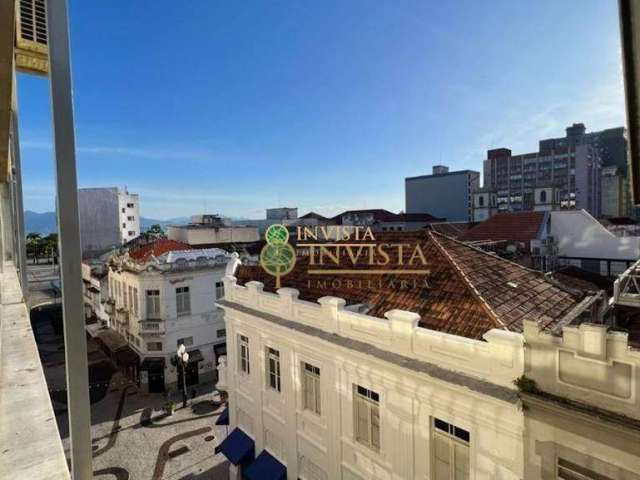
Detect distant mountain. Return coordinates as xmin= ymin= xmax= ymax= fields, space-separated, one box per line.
xmin=25 ymin=211 xmax=190 ymax=235
xmin=25 ymin=210 xmax=58 ymax=235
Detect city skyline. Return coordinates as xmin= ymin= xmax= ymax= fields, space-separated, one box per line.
xmin=17 ymin=0 xmax=626 ymax=219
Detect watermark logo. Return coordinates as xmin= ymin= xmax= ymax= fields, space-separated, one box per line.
xmin=259 ymin=224 xmax=431 ymax=291
xmin=260 ymin=224 xmax=296 ymax=288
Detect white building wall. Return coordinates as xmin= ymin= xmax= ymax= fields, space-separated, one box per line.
xmin=219 ymin=278 xmax=525 ymax=480
xmin=117 ymin=190 xmax=140 ymax=243
xmin=522 ymin=321 xmax=640 ymax=478
xmin=549 ymin=210 xmax=640 ymax=275
xmin=107 ymin=264 xmax=227 ymax=388
xmin=168 ymin=225 xmax=259 ymax=245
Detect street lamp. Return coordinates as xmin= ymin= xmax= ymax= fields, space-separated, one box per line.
xmin=176 ymin=344 xmax=189 ymax=408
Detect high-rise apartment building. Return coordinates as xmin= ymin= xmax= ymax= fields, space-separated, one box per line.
xmin=478 ymin=124 xmax=628 ymax=219
xmin=405 ymin=165 xmax=480 ymax=222
xmin=78 ymin=187 xmax=140 ymax=255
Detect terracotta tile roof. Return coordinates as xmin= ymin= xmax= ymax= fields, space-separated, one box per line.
xmin=429 ymin=222 xmax=475 ymax=239
xmin=233 ymin=231 xmax=584 ymax=340
xmin=460 ymin=212 xmax=546 ymax=246
xmin=128 ymin=239 xmax=192 ymax=262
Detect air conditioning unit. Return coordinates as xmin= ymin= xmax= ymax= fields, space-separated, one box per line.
xmin=14 ymin=0 xmax=49 ymax=76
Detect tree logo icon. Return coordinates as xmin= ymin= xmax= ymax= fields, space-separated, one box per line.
xmin=260 ymin=224 xmax=296 ymax=288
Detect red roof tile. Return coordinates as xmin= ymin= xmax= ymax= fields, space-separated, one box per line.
xmin=460 ymin=212 xmax=546 ymax=246
xmin=129 ymin=239 xmax=191 ymax=262
xmin=233 ymin=230 xmax=583 ymax=340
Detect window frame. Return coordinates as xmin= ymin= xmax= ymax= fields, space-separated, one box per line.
xmin=238 ymin=334 xmax=250 ymax=374
xmin=146 ymin=289 xmax=161 ymax=318
xmin=431 ymin=417 xmax=470 ymax=480
xmin=176 ymin=286 xmax=191 ymax=316
xmin=302 ymin=362 xmax=321 ymax=415
xmin=215 ymin=280 xmax=224 ymax=299
xmin=353 ymin=385 xmax=380 ymax=452
xmin=556 ymin=457 xmax=610 ymax=480
xmin=133 ymin=287 xmax=138 ymax=317
xmin=266 ymin=347 xmax=281 ymax=392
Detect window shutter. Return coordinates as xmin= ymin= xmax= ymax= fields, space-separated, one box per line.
xmin=454 ymin=443 xmax=470 ymax=480
xmin=15 ymin=0 xmax=49 ymax=75
xmin=371 ymin=404 xmax=380 ymax=449
xmin=433 ymin=433 xmax=451 ymax=480
xmin=356 ymin=400 xmax=369 ymax=444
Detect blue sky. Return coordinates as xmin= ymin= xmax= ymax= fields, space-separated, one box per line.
xmin=18 ymin=0 xmax=625 ymax=219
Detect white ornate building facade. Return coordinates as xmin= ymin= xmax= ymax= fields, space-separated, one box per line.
xmin=214 ymin=232 xmax=640 ymax=480
xmin=105 ymin=240 xmax=232 ymax=392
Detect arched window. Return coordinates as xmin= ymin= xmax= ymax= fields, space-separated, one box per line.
xmin=540 ymin=190 xmax=547 ymax=203
xmin=478 ymin=195 xmax=484 ymax=207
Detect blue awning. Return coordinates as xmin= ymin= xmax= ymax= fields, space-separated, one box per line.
xmin=216 ymin=406 xmax=229 ymax=425
xmin=217 ymin=428 xmax=254 ymax=465
xmin=244 ymin=450 xmax=287 ymax=480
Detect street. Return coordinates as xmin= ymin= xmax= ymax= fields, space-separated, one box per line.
xmin=32 ymin=299 xmax=230 ymax=480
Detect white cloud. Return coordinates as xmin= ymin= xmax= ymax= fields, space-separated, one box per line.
xmin=20 ymin=139 xmax=215 ymax=162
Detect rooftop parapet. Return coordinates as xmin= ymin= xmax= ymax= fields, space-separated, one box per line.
xmin=523 ymin=319 xmax=640 ymax=419
xmin=222 ymin=275 xmax=525 ymax=389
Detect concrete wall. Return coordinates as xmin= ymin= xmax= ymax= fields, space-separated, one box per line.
xmin=219 ymin=277 xmax=525 ymax=480
xmin=522 ymin=321 xmax=640 ymax=479
xmin=524 ymin=321 xmax=640 ymax=419
xmin=78 ymin=187 xmax=120 ymax=254
xmin=405 ymin=171 xmax=479 ymax=222
xmin=0 ymin=182 xmax=14 ymax=263
xmin=168 ymin=225 xmax=259 ymax=245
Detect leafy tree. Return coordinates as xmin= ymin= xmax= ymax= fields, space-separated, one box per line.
xmin=146 ymin=224 xmax=165 ymax=239
xmin=26 ymin=232 xmax=43 ymax=264
xmin=43 ymin=233 xmax=59 ymax=264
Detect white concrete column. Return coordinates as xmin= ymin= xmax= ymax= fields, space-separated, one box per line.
xmin=245 ymin=281 xmax=264 ymax=307
xmin=318 ymin=296 xmax=345 ymax=333
xmin=47 ymin=0 xmax=93 ymax=477
xmin=277 ymin=287 xmax=299 ymax=319
xmin=385 ymin=309 xmax=420 ymax=353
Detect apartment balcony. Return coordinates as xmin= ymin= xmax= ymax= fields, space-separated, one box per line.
xmin=0 ymin=262 xmax=70 ymax=479
xmin=139 ymin=320 xmax=166 ymax=335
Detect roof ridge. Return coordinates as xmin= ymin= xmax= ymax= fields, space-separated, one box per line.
xmin=431 ymin=229 xmax=544 ymax=275
xmin=431 ymin=230 xmax=583 ymax=298
xmin=428 ymin=231 xmax=508 ymax=331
